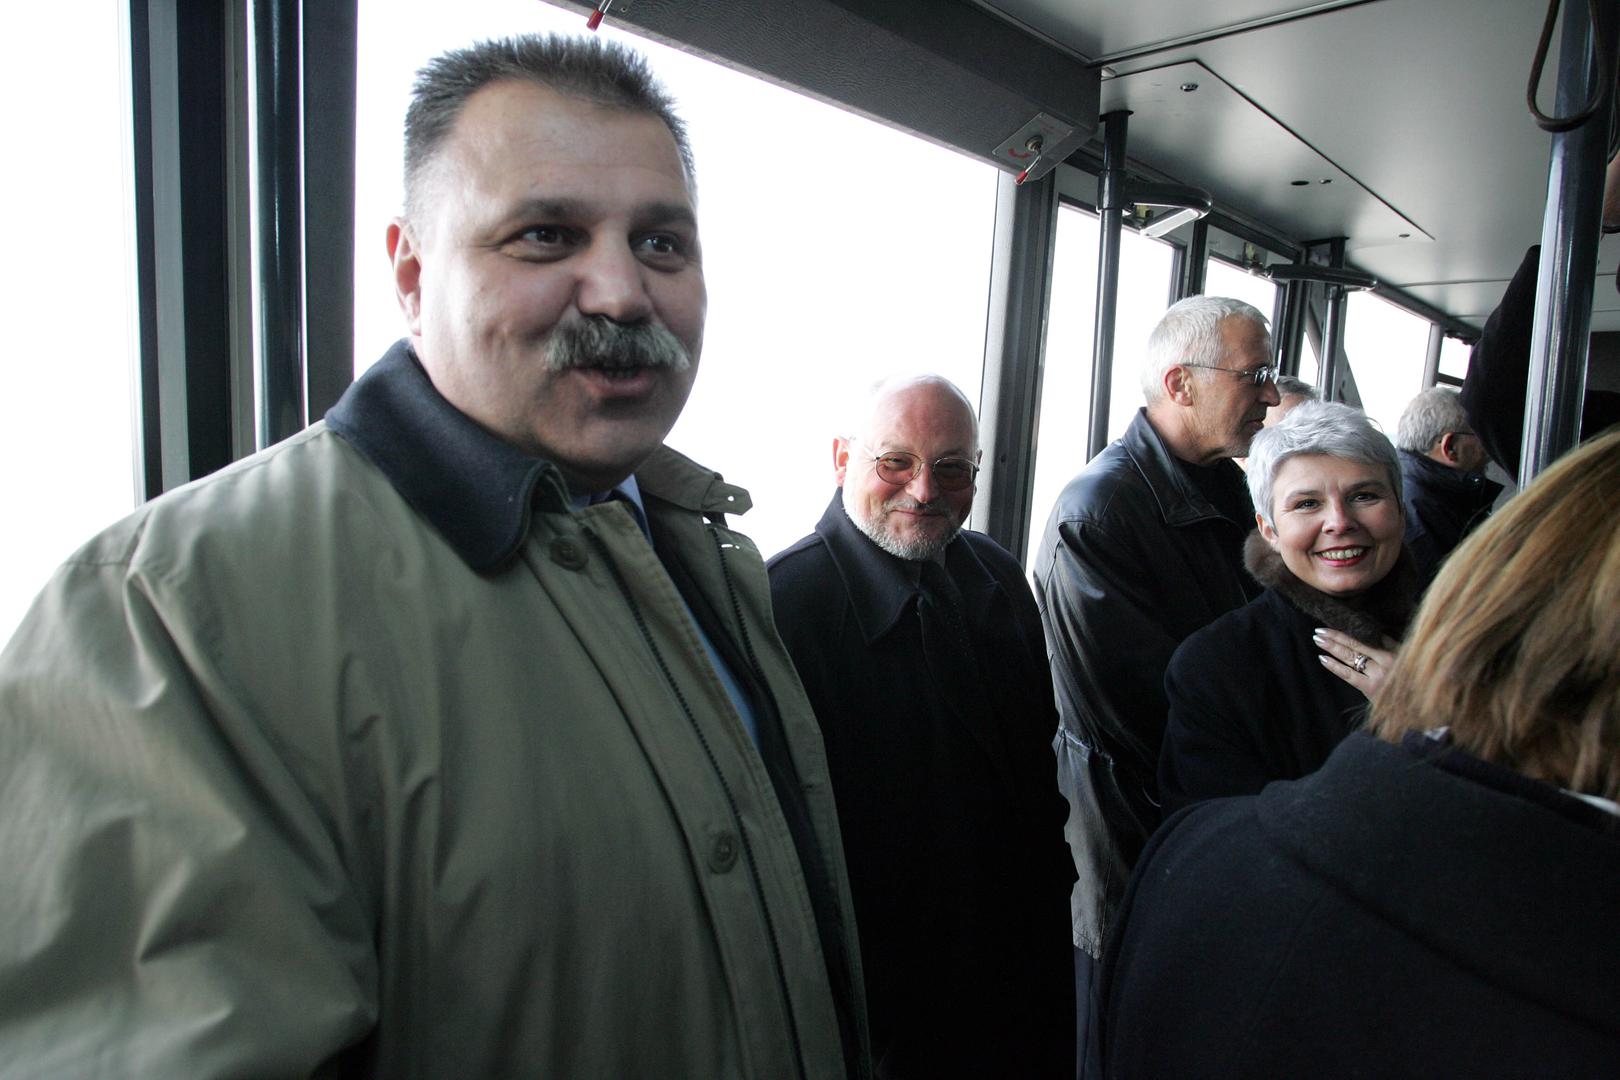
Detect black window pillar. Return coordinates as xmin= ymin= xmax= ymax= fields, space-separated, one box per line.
xmin=128 ymin=0 xmax=242 ymax=499
xmin=975 ymin=168 xmax=1059 ymax=561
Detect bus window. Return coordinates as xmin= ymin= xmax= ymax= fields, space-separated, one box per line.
xmin=1345 ymin=291 xmax=1432 ymax=434
xmin=1025 ymin=206 xmax=1177 ymax=566
xmin=1106 ymin=228 xmax=1178 ymax=442
xmin=1027 ymin=206 xmax=1100 ymax=567
xmin=1439 ymin=334 xmax=1472 ymax=382
xmin=352 ymin=0 xmax=996 ymax=560
xmin=2 ymin=0 xmax=138 ymax=641
xmin=1300 ymin=333 xmax=1322 ymax=388
xmin=1203 ymin=258 xmax=1279 ymax=330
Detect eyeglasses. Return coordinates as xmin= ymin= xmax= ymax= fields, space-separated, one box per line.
xmin=851 ymin=439 xmax=980 ymax=492
xmin=1181 ymin=362 xmax=1278 ymax=387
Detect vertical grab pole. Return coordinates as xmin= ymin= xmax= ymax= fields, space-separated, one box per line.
xmin=253 ymin=0 xmax=306 ymax=447
xmin=1316 ymin=238 xmax=1348 ymax=400
xmin=1318 ymin=286 xmax=1343 ymax=400
xmin=1174 ymin=218 xmax=1209 ymax=302
xmin=1088 ymin=110 xmax=1129 ymax=461
xmin=1275 ymin=279 xmax=1304 ymax=378
xmin=1522 ymin=0 xmax=1617 ymax=484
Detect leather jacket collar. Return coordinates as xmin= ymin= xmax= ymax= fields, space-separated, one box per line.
xmin=1121 ymin=408 xmax=1246 ymax=527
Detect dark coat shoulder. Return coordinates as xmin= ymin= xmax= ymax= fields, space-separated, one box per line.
xmin=1104 ymin=733 xmax=1620 ymax=1078
xmin=1158 ymin=588 xmax=1367 ymax=815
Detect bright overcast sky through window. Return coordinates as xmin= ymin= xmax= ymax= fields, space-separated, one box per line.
xmin=2 ymin=0 xmax=1459 ymax=643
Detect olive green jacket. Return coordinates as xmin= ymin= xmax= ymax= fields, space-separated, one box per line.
xmin=0 ymin=387 xmax=869 ymax=1076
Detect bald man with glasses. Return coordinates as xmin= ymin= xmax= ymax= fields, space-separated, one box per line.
xmin=768 ymin=374 xmax=1076 ymax=1079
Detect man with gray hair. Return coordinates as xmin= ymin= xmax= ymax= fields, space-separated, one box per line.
xmin=1033 ymin=296 xmax=1277 ymax=1058
xmin=1395 ymin=385 xmax=1501 ymax=581
xmin=768 ymin=375 xmax=1075 ymax=1078
xmin=0 ymin=35 xmax=869 ymax=1077
xmin=1267 ymin=374 xmax=1320 ymax=426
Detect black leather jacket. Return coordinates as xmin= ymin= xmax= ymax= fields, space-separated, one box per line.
xmin=1032 ymin=409 xmax=1258 ymax=954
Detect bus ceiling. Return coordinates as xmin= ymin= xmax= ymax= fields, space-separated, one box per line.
xmin=569 ymin=0 xmax=1619 ymax=340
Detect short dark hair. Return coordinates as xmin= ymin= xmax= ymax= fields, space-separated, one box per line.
xmin=403 ymin=34 xmax=693 ymax=220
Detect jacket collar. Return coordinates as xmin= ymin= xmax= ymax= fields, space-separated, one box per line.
xmin=1397 ymin=447 xmax=1503 ymax=508
xmin=812 ymin=492 xmax=1001 ymax=644
xmin=325 ymin=340 xmax=750 ymax=573
xmin=1244 ymin=529 xmax=1419 ymax=642
xmin=1120 ymin=407 xmax=1245 ymax=527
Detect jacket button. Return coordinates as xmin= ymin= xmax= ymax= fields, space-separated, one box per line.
xmin=709 ymin=830 xmax=739 ymax=873
xmin=549 ymin=537 xmax=588 ymax=570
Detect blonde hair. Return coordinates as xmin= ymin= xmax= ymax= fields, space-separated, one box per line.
xmin=1369 ymin=428 xmax=1620 ymax=798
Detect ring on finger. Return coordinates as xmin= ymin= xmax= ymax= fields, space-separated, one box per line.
xmin=1352 ymin=652 xmax=1369 ymax=674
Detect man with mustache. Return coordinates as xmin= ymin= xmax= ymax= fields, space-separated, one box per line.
xmin=0 ymin=36 xmax=870 ymax=1078
xmin=767 ymin=376 xmax=1076 ymax=1078
xmin=1032 ymin=295 xmax=1276 ymax=1073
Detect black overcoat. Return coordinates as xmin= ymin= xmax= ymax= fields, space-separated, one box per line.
xmin=1102 ymin=732 xmax=1620 ymax=1078
xmin=769 ymin=494 xmax=1076 ymax=1079
xmin=1158 ymin=533 xmax=1418 ymax=815
xmin=1398 ymin=447 xmax=1500 ymax=583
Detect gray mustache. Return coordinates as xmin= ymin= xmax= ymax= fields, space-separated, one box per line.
xmin=545 ymin=318 xmax=691 ymax=373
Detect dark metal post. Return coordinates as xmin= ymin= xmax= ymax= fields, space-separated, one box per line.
xmin=254 ymin=0 xmax=306 ymax=446
xmin=1088 ymin=110 xmax=1129 ymax=461
xmin=1521 ymin=0 xmax=1617 ymax=484
xmin=1174 ymin=218 xmax=1209 ymax=301
xmin=1275 ymin=279 xmax=1303 ymax=377
xmin=1319 ymin=286 xmax=1344 ymax=400
xmin=1423 ymin=323 xmax=1444 ymax=388
xmin=1316 ymin=238 xmax=1349 ymax=400
xmin=128 ymin=0 xmax=166 ymax=501
xmin=974 ymin=169 xmax=1060 ymax=560
xmin=302 ymin=0 xmax=358 ymax=418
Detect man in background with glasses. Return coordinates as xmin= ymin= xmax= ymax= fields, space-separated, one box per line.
xmin=1032 ymin=295 xmax=1276 ymax=1076
xmin=768 ymin=375 xmax=1076 ymax=1078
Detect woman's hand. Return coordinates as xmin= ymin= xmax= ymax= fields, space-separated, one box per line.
xmin=1312 ymin=628 xmax=1396 ymax=701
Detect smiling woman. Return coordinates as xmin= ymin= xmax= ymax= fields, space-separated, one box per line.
xmin=1157 ymin=400 xmax=1421 ymax=814
xmin=1258 ymin=452 xmax=1405 ymax=596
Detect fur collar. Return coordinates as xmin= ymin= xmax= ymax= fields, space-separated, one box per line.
xmin=1244 ymin=530 xmax=1421 ymax=644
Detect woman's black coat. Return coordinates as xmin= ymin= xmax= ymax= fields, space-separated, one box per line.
xmin=1103 ymin=732 xmax=1620 ymax=1078
xmin=1157 ymin=533 xmax=1417 ymax=816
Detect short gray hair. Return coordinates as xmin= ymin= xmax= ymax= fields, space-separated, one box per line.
xmin=1395 ymin=386 xmax=1471 ymax=452
xmin=1141 ymin=295 xmax=1271 ymax=403
xmin=403 ymin=35 xmax=693 ymax=221
xmin=1247 ymin=400 xmax=1402 ymax=528
xmin=1275 ymin=375 xmax=1319 ymax=402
